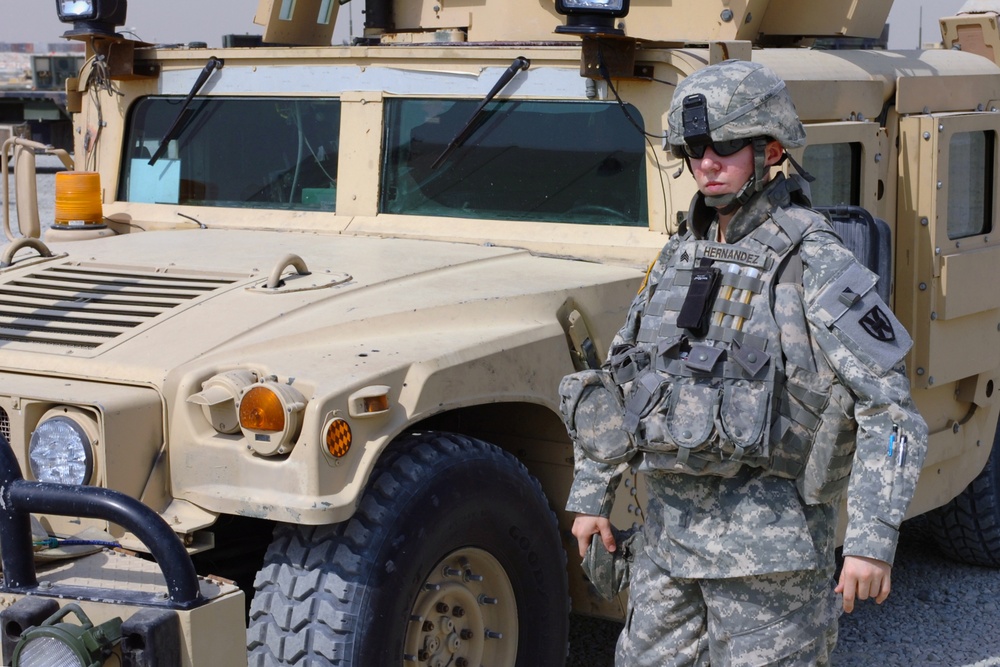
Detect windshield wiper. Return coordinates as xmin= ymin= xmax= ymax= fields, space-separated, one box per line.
xmin=431 ymin=56 xmax=530 ymax=169
xmin=148 ymin=56 xmax=224 ymax=166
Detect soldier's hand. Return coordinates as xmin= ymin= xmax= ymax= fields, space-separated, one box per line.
xmin=571 ymin=514 xmax=615 ymax=559
xmin=835 ymin=555 xmax=891 ymax=613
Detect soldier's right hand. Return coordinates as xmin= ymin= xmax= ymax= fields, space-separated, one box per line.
xmin=571 ymin=514 xmax=616 ymax=559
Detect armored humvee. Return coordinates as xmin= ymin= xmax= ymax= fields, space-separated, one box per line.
xmin=2 ymin=0 xmax=1000 ymax=664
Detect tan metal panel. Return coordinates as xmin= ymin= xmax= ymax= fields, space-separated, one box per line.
xmin=759 ymin=0 xmax=892 ymax=38
xmin=896 ymin=50 xmax=1000 ymax=114
xmin=939 ymin=246 xmax=1000 ymax=319
xmin=255 ymin=0 xmax=338 ymax=46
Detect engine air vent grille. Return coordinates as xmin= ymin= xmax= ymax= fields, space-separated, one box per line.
xmin=0 ymin=263 xmax=241 ymax=350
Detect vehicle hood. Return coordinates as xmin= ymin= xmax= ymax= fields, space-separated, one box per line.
xmin=0 ymin=229 xmax=638 ymax=383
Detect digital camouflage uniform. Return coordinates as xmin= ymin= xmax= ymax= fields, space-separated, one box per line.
xmin=562 ymin=61 xmax=928 ymax=667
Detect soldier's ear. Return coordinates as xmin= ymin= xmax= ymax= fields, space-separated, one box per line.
xmin=764 ymin=140 xmax=784 ymax=167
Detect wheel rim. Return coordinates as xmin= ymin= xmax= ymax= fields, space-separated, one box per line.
xmin=403 ymin=547 xmax=518 ymax=667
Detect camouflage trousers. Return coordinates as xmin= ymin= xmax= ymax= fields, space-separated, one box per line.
xmin=615 ymin=548 xmax=840 ymax=667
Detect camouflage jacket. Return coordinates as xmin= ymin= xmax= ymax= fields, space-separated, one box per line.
xmin=566 ymin=174 xmax=928 ymax=578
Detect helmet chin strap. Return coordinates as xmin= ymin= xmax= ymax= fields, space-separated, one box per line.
xmin=703 ymin=137 xmax=771 ymax=215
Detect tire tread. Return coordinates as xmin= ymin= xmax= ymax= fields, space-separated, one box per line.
xmin=246 ymin=431 xmax=567 ymax=665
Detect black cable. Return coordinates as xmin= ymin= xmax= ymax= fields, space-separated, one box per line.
xmin=595 ymin=39 xmax=670 ymax=141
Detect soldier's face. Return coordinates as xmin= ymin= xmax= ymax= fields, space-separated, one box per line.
xmin=691 ymin=144 xmax=756 ymax=200
xmin=691 ymin=140 xmax=784 ymax=205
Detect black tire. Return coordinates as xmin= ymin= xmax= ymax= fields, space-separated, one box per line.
xmin=246 ymin=431 xmax=569 ymax=666
xmin=926 ymin=436 xmax=1000 ymax=567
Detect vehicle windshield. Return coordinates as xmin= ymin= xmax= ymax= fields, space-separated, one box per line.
xmin=382 ymin=99 xmax=648 ymax=226
xmin=119 ymin=96 xmax=340 ymax=211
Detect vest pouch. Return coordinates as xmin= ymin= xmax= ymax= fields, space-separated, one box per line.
xmin=660 ymin=379 xmax=720 ymax=453
xmin=609 ymin=344 xmax=648 ymax=386
xmin=676 ymin=264 xmax=722 ymax=338
xmin=559 ymin=369 xmax=635 ymax=465
xmin=718 ymin=372 xmax=772 ymax=459
xmin=623 ymin=371 xmax=669 ymax=435
xmin=796 ymin=381 xmax=857 ymax=505
xmin=770 ymin=363 xmax=857 ymax=504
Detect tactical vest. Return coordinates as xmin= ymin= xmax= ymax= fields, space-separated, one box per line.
xmin=606 ymin=207 xmax=858 ymax=499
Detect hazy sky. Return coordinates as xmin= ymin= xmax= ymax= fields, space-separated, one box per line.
xmin=0 ymin=0 xmax=971 ymax=49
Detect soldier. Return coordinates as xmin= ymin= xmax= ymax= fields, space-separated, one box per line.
xmin=561 ymin=59 xmax=928 ymax=666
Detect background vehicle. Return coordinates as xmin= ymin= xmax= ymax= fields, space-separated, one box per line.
xmin=4 ymin=0 xmax=1000 ymax=663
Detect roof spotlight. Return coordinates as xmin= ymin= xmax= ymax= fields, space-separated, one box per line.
xmin=554 ymin=0 xmax=630 ymax=36
xmin=55 ymin=0 xmax=128 ymax=38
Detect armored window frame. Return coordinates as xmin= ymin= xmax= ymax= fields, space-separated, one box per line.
xmin=790 ymin=121 xmax=880 ymax=214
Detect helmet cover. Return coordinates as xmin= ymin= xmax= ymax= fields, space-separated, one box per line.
xmin=667 ymin=60 xmax=806 ymax=157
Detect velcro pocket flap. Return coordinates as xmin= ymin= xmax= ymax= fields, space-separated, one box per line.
xmin=809 ymin=262 xmax=878 ymax=328
xmin=683 ymin=344 xmax=725 ymax=373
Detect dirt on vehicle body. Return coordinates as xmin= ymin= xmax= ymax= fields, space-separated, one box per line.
xmin=2 ymin=0 xmax=1000 ymax=664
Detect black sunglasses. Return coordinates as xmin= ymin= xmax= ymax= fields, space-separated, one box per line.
xmin=682 ymin=137 xmax=753 ymax=160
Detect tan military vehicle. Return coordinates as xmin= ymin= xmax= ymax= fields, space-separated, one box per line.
xmin=3 ymin=0 xmax=1000 ymax=663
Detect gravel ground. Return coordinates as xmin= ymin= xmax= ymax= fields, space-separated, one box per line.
xmin=568 ymin=517 xmax=1000 ymax=667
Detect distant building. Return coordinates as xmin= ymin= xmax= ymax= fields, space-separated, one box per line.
xmin=0 ymin=42 xmax=84 ymax=54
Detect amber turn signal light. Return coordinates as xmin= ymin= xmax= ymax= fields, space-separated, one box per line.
xmin=239 ymin=386 xmax=286 ymax=432
xmin=325 ymin=418 xmax=352 ymax=458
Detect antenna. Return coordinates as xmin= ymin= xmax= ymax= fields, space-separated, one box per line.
xmin=918 ymin=5 xmax=923 ymax=48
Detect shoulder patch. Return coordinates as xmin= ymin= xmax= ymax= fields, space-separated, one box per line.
xmin=859 ymin=305 xmax=896 ymax=343
xmin=807 ymin=262 xmax=912 ymax=376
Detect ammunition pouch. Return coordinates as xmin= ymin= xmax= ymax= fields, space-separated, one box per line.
xmin=558 ymin=369 xmax=635 ymax=465
xmin=610 ymin=334 xmax=776 ymax=475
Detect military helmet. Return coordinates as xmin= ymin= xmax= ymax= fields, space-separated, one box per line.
xmin=667 ymin=59 xmax=806 ymax=157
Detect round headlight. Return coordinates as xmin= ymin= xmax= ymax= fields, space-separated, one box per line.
xmin=14 ymin=634 xmax=87 ymax=667
xmin=28 ymin=412 xmax=96 ymax=485
xmin=12 ymin=603 xmax=121 ymax=667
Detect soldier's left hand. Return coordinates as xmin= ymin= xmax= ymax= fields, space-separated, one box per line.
xmin=835 ymin=555 xmax=891 ymax=613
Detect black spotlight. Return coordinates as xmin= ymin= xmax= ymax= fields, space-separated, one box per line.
xmin=55 ymin=0 xmax=128 ymax=38
xmin=555 ymin=0 xmax=630 ymax=36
